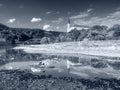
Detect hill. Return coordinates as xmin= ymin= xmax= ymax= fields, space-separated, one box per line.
xmin=1 ymin=23 xmax=120 ymax=44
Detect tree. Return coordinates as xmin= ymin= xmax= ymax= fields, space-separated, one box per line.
xmin=86 ymin=25 xmax=107 ymax=40
xmin=106 ymin=24 xmax=120 ymax=40
xmin=40 ymin=37 xmax=53 ymax=44
xmin=19 ymin=33 xmax=31 ymax=41
xmin=67 ymin=29 xmax=80 ymax=41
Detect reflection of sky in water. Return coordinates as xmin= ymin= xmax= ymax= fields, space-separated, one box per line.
xmin=1 ymin=48 xmax=120 ymax=79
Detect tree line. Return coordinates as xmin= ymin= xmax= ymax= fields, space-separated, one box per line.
xmin=0 ymin=23 xmax=120 ymax=44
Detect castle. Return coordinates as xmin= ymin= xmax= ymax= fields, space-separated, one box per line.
xmin=67 ymin=18 xmax=90 ymax=32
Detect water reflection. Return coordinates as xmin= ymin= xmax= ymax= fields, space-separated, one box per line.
xmin=0 ymin=47 xmax=120 ymax=79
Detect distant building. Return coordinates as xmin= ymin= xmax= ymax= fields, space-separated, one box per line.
xmin=67 ymin=18 xmax=91 ymax=32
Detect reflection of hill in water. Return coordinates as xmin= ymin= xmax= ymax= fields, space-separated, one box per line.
xmin=0 ymin=48 xmax=120 ymax=79
xmin=1 ymin=48 xmax=120 ymax=89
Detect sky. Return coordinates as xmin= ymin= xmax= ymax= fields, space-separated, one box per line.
xmin=0 ymin=0 xmax=120 ymax=32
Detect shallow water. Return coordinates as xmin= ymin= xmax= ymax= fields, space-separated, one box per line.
xmin=1 ymin=46 xmax=120 ymax=79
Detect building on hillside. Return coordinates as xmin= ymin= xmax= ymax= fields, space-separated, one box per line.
xmin=67 ymin=18 xmax=91 ymax=32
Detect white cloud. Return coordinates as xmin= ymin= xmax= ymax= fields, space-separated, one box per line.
xmin=70 ymin=13 xmax=89 ymax=19
xmin=70 ymin=9 xmax=93 ymax=19
xmin=7 ymin=18 xmax=16 ymax=23
xmin=31 ymin=17 xmax=42 ymax=23
xmin=43 ymin=24 xmax=51 ymax=30
xmin=52 ymin=18 xmax=63 ymax=23
xmin=87 ymin=8 xmax=93 ymax=12
xmin=46 ymin=11 xmax=51 ymax=15
xmin=56 ymin=26 xmax=60 ymax=29
xmin=73 ymin=11 xmax=120 ymax=27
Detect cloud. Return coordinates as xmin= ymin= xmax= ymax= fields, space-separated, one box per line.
xmin=72 ymin=10 xmax=120 ymax=27
xmin=116 ymin=7 xmax=120 ymax=11
xmin=31 ymin=17 xmax=42 ymax=23
xmin=87 ymin=8 xmax=93 ymax=12
xmin=43 ymin=24 xmax=51 ymax=30
xmin=46 ymin=11 xmax=51 ymax=15
xmin=70 ymin=9 xmax=93 ymax=19
xmin=70 ymin=12 xmax=89 ymax=19
xmin=56 ymin=26 xmax=60 ymax=29
xmin=56 ymin=11 xmax=60 ymax=14
xmin=52 ymin=18 xmax=63 ymax=23
xmin=7 ymin=18 xmax=16 ymax=23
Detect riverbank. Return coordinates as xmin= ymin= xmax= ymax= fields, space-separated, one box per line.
xmin=14 ymin=40 xmax=120 ymax=58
